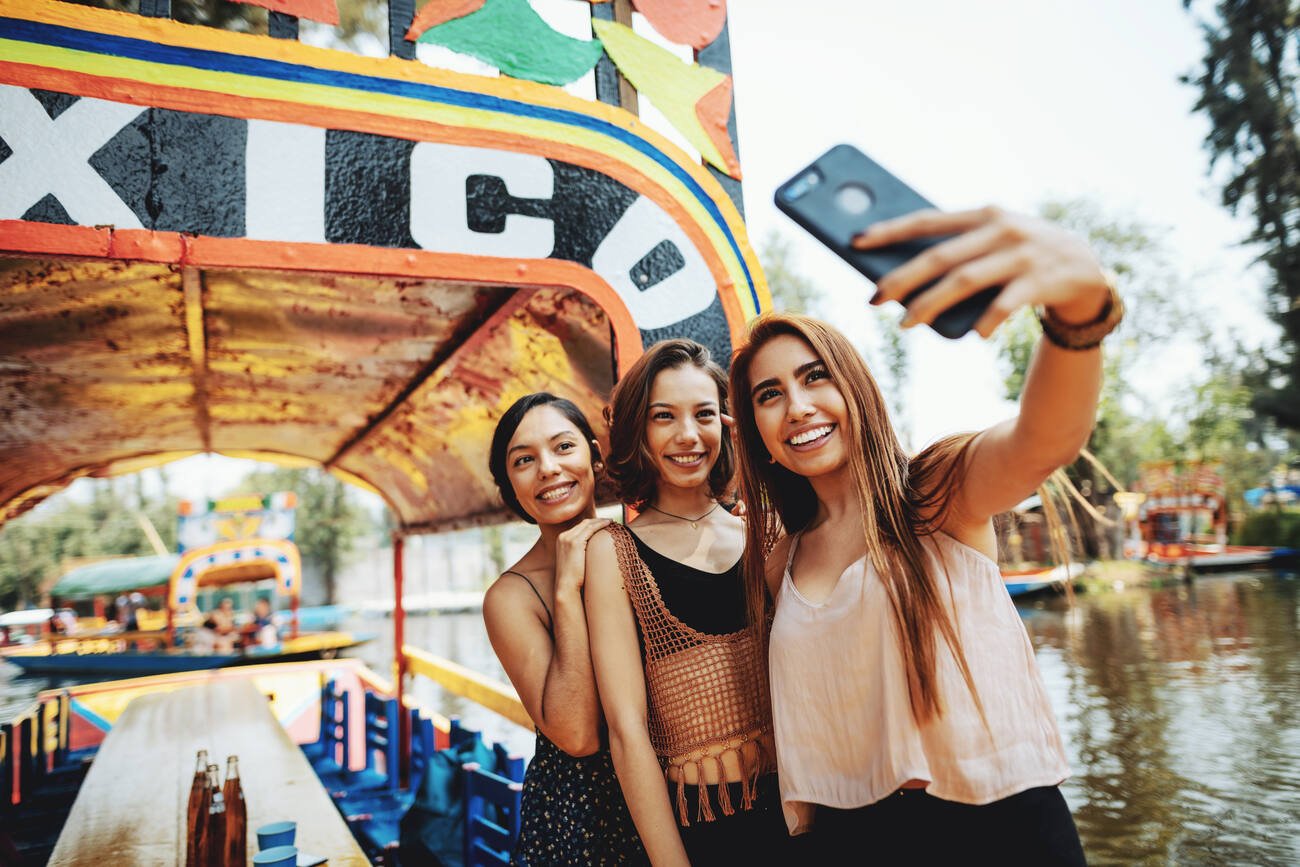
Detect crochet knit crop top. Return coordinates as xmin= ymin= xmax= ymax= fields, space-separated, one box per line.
xmin=608 ymin=523 xmax=774 ymax=825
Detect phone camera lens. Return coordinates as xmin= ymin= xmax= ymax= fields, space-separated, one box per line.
xmin=782 ymin=170 xmax=822 ymax=202
xmin=835 ymin=183 xmax=873 ymax=215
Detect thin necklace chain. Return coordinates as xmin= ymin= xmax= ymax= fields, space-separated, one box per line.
xmin=647 ymin=501 xmax=720 ymax=528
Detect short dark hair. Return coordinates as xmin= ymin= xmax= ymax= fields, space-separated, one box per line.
xmin=604 ymin=339 xmax=734 ymax=509
xmin=489 ymin=392 xmax=600 ymax=524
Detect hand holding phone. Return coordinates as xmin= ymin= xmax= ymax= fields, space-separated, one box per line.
xmin=774 ymin=144 xmax=999 ymax=339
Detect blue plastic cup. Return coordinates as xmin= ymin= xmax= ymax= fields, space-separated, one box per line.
xmin=256 ymin=820 xmax=296 ymax=850
xmin=252 ymin=845 xmax=298 ymax=866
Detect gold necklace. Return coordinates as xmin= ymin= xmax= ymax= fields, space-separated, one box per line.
xmin=647 ymin=502 xmax=720 ymax=530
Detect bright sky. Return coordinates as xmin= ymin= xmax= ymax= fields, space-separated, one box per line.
xmin=50 ymin=0 xmax=1276 ymax=507
xmin=727 ymin=0 xmax=1274 ymax=449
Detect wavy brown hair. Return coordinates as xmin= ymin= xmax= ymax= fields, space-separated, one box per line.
xmin=730 ymin=312 xmax=983 ymax=724
xmin=604 ymin=338 xmax=735 ymax=509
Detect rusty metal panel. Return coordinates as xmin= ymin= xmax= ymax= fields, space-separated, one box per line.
xmin=338 ymin=287 xmax=614 ymax=530
xmin=0 ymin=258 xmax=194 ymax=515
xmin=0 ymin=257 xmax=616 ymax=531
xmin=199 ymin=268 xmax=511 ymax=464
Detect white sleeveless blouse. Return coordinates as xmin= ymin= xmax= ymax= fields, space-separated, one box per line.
xmin=768 ymin=531 xmax=1069 ymax=834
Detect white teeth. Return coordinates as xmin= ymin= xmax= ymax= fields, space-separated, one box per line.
xmin=788 ymin=425 xmax=833 ymax=446
xmin=667 ymin=454 xmax=702 ymax=464
xmin=539 ymin=484 xmax=573 ymax=502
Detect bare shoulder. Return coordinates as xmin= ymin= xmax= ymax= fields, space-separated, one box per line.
xmin=483 ymin=571 xmax=540 ymax=623
xmin=584 ymin=527 xmax=622 ymax=585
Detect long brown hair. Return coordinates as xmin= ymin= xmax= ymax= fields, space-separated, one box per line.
xmin=730 ymin=313 xmax=983 ymax=724
xmin=604 ymin=338 xmax=735 ymax=509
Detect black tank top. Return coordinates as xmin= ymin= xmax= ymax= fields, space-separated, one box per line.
xmin=628 ymin=531 xmax=746 ymax=636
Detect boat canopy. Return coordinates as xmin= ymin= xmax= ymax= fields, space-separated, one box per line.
xmin=170 ymin=538 xmax=301 ymax=611
xmin=0 ymin=0 xmax=766 ymax=536
xmin=50 ymin=555 xmax=179 ymax=601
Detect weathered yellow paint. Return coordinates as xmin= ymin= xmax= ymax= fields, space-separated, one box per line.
xmin=403 ymin=644 xmax=531 ymax=730
xmin=592 ymin=19 xmax=738 ymax=176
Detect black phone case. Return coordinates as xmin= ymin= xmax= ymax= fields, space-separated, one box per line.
xmin=774 ymin=143 xmax=998 ymax=339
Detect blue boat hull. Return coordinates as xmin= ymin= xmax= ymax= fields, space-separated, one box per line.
xmin=2 ymin=640 xmax=371 ymax=677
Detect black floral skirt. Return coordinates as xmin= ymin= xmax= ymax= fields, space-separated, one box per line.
xmin=511 ymin=731 xmax=647 ymax=866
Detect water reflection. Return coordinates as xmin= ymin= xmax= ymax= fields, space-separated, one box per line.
xmin=4 ymin=571 xmax=1297 ymax=864
xmin=1024 ymin=572 xmax=1300 ymax=865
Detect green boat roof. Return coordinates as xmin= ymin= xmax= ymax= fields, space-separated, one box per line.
xmin=51 ymin=554 xmax=180 ymax=600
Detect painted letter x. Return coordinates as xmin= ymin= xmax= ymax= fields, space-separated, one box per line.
xmin=0 ymin=85 xmax=147 ymax=227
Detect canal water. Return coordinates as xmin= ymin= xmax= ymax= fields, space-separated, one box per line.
xmin=3 ymin=569 xmax=1297 ymax=865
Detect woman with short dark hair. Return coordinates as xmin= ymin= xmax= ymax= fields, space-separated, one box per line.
xmin=482 ymin=392 xmax=645 ymax=866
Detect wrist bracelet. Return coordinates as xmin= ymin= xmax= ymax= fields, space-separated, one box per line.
xmin=1038 ymin=272 xmax=1124 ymax=350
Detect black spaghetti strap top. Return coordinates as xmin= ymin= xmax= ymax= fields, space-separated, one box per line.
xmin=627 ymin=532 xmax=746 ymax=636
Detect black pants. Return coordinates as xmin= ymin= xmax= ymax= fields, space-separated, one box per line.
xmin=674 ymin=774 xmax=810 ymax=864
xmin=808 ymin=785 xmax=1087 ymax=866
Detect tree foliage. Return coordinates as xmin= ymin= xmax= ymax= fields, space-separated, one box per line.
xmin=996 ymin=198 xmax=1298 ymax=542
xmin=1183 ymin=0 xmax=1300 ymax=429
xmin=759 ymin=230 xmax=824 ymax=316
xmin=0 ymin=475 xmax=179 ymax=609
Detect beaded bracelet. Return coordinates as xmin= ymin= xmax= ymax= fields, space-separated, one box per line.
xmin=1037 ymin=272 xmax=1124 ymax=350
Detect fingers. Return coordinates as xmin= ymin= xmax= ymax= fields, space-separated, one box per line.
xmin=720 ymin=413 xmax=735 ymax=428
xmin=852 ymin=206 xmax=1004 ymax=250
xmin=561 ymin=517 xmax=612 ymax=544
xmin=871 ymin=222 xmax=1011 ymax=307
xmin=971 ymin=275 xmax=1038 ymax=338
xmin=900 ymin=246 xmax=1028 ymax=330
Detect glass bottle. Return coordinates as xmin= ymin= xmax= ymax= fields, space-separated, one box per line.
xmin=185 ymin=749 xmax=209 ymax=867
xmin=204 ymin=764 xmax=226 ymax=867
xmin=223 ymin=755 xmax=246 ymax=867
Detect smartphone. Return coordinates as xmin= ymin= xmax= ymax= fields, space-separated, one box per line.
xmin=774 ymin=143 xmax=998 ymax=339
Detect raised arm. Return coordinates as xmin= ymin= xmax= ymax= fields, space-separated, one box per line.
xmin=482 ymin=518 xmax=609 ymax=757
xmin=857 ymin=206 xmax=1113 ymax=529
xmin=585 ymin=530 xmax=690 ymax=867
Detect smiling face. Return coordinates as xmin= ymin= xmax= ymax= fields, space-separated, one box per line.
xmin=504 ymin=404 xmax=598 ymax=527
xmin=748 ymin=333 xmax=850 ymax=479
xmin=644 ymin=364 xmax=724 ymax=495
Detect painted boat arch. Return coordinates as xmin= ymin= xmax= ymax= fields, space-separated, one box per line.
xmin=169 ymin=537 xmax=302 ymax=611
xmin=0 ymin=0 xmax=769 ymax=531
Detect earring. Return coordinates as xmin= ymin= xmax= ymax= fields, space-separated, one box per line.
xmin=767 ymin=453 xmax=776 ymax=464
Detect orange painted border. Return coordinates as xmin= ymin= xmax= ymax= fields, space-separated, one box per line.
xmin=0 ymin=221 xmax=645 ymax=374
xmin=0 ymin=60 xmax=748 ymax=340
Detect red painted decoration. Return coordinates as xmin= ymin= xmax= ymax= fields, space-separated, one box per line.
xmin=632 ymin=0 xmax=727 ymax=50
xmin=237 ymin=0 xmax=339 ymax=26
xmin=695 ymin=75 xmax=739 ymax=178
xmin=406 ymin=0 xmax=487 ymax=41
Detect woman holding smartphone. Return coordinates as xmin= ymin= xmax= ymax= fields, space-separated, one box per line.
xmin=584 ymin=339 xmax=794 ymax=866
xmin=483 ymin=392 xmax=645 ymax=866
xmin=728 ymin=206 xmax=1119 ymax=865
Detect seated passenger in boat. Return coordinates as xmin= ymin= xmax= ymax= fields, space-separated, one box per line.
xmin=249 ymin=598 xmax=279 ymax=648
xmin=190 ymin=616 xmax=219 ymax=654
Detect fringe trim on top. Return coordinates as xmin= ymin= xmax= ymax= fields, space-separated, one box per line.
xmin=675 ymin=770 xmax=689 ymax=827
xmin=668 ymin=741 xmax=769 ymax=826
xmin=715 ymin=754 xmax=735 ymax=817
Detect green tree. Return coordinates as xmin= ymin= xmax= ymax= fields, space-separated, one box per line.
xmin=0 ymin=473 xmax=180 ymax=609
xmin=759 ymin=231 xmax=824 ymax=315
xmin=873 ymin=308 xmax=911 ymax=450
xmin=997 ymin=199 xmax=1194 ymax=487
xmin=1183 ymin=0 xmax=1300 ymax=429
xmin=230 ymin=467 xmax=373 ymax=604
